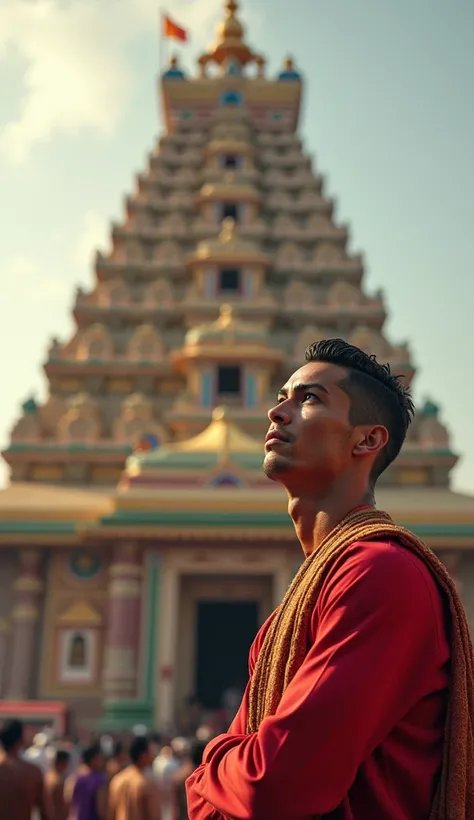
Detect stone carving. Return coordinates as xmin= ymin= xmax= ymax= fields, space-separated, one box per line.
xmin=155 ymin=241 xmax=182 ymax=267
xmin=127 ymin=325 xmax=163 ymax=363
xmin=285 ymin=280 xmax=312 ymax=309
xmin=145 ymin=278 xmax=174 ymax=308
xmin=58 ymin=393 xmax=101 ymax=443
xmin=313 ymin=242 xmax=345 ymax=266
xmin=114 ymin=393 xmax=165 ymax=443
xmin=77 ymin=324 xmax=114 ymax=361
xmin=328 ymin=281 xmax=361 ymax=307
xmin=99 ymin=282 xmax=130 ymax=308
xmin=274 ymin=242 xmax=304 ymax=270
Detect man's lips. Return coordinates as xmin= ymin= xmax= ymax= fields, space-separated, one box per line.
xmin=265 ymin=430 xmax=291 ymax=447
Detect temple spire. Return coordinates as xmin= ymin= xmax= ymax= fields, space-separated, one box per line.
xmin=198 ymin=0 xmax=265 ymax=77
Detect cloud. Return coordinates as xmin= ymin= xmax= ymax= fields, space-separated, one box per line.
xmin=0 ymin=0 xmax=220 ymax=163
xmin=74 ymin=210 xmax=109 ymax=268
xmin=4 ymin=253 xmax=70 ymax=302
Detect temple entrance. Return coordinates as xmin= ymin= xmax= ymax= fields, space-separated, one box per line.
xmin=196 ymin=601 xmax=258 ymax=709
xmin=175 ymin=574 xmax=274 ymax=717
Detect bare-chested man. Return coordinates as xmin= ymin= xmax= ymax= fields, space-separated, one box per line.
xmin=0 ymin=718 xmax=50 ymax=820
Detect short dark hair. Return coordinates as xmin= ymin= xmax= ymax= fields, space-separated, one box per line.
xmin=129 ymin=736 xmax=149 ymax=764
xmin=113 ymin=741 xmax=123 ymax=758
xmin=304 ymin=338 xmax=415 ymax=480
xmin=55 ymin=749 xmax=71 ymax=766
xmin=0 ymin=719 xmax=23 ymax=751
xmin=82 ymin=744 xmax=102 ymax=766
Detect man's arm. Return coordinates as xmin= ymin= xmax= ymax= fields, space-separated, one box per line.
xmin=96 ymin=784 xmax=108 ymax=820
xmin=186 ymin=623 xmax=269 ymax=820
xmin=36 ymin=770 xmax=52 ymax=820
xmin=187 ymin=543 xmax=444 ymax=820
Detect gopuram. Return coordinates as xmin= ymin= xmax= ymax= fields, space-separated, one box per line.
xmin=1 ymin=0 xmax=474 ymax=734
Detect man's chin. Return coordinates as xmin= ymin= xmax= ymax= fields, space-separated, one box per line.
xmin=262 ymin=451 xmax=291 ymax=481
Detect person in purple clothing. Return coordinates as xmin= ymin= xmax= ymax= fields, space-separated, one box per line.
xmin=66 ymin=744 xmax=108 ymax=820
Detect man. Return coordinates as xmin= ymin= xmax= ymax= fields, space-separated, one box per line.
xmin=108 ymin=736 xmax=161 ymax=820
xmin=0 ymin=718 xmax=50 ymax=820
xmin=44 ymin=749 xmax=70 ymax=820
xmin=66 ymin=744 xmax=107 ymax=820
xmin=187 ymin=339 xmax=474 ymax=819
xmin=105 ymin=742 xmax=128 ymax=782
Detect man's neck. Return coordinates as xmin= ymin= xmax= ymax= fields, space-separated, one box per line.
xmin=288 ymin=488 xmax=374 ymax=557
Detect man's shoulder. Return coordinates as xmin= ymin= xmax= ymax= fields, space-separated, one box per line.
xmin=17 ymin=757 xmax=43 ymax=781
xmin=322 ymin=536 xmax=444 ymax=616
xmin=338 ymin=537 xmax=436 ymax=584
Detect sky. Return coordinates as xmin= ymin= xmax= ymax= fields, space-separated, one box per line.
xmin=1 ymin=0 xmax=473 ymax=491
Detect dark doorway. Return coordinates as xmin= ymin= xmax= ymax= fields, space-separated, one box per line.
xmin=196 ymin=601 xmax=258 ymax=709
xmin=219 ymin=268 xmax=240 ymax=293
xmin=217 ymin=365 xmax=241 ymax=396
xmin=221 ymin=202 xmax=239 ymax=222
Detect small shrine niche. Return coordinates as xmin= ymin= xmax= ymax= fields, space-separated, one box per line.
xmin=77 ymin=324 xmax=114 ymax=361
xmin=58 ymin=393 xmax=101 ymax=443
xmin=145 ymin=279 xmax=174 ymax=308
xmin=275 ymin=242 xmax=304 ymax=270
xmin=328 ymin=281 xmax=361 ymax=308
xmin=155 ymin=241 xmax=182 ymax=268
xmin=98 ymin=281 xmax=130 ymax=308
xmin=313 ymin=242 xmax=345 ymax=266
xmin=114 ymin=393 xmax=166 ymax=445
xmin=285 ymin=280 xmax=313 ymax=310
xmin=127 ymin=325 xmax=164 ymax=363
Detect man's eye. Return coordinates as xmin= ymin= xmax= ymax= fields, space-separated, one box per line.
xmin=303 ymin=392 xmax=319 ymax=402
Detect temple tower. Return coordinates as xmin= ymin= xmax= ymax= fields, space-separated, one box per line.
xmin=0 ymin=0 xmax=464 ymax=731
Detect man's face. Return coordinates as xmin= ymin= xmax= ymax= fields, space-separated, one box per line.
xmin=263 ymin=361 xmax=358 ymax=491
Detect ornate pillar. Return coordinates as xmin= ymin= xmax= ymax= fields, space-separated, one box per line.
xmin=6 ymin=550 xmax=43 ymax=700
xmin=103 ymin=542 xmax=143 ymax=704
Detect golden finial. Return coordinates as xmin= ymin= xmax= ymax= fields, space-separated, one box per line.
xmin=219 ymin=217 xmax=236 ymax=244
xmin=212 ymin=406 xmax=228 ymax=422
xmin=218 ymin=304 xmax=234 ymax=327
xmin=284 ymin=55 xmax=294 ymax=71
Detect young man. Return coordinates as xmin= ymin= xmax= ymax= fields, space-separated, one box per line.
xmin=186 ymin=339 xmax=474 ymax=819
xmin=0 ymin=718 xmax=50 ymax=820
xmin=66 ymin=744 xmax=108 ymax=820
xmin=44 ymin=748 xmax=70 ymax=820
xmin=108 ymin=736 xmax=161 ymax=820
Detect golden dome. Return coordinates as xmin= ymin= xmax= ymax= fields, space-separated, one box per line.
xmin=217 ymin=0 xmax=244 ymax=40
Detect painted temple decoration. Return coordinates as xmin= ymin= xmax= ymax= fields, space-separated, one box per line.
xmin=126 ymin=325 xmax=164 ymax=363
xmin=58 ymin=394 xmax=101 ymax=443
xmin=77 ymin=323 xmax=115 ymax=361
xmin=0 ymin=0 xmax=471 ymax=732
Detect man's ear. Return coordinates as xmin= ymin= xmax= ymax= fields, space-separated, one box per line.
xmin=352 ymin=425 xmax=389 ymax=458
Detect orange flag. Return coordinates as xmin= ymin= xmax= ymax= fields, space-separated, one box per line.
xmin=163 ymin=14 xmax=188 ymax=42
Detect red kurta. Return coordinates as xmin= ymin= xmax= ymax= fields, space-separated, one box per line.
xmin=186 ymin=539 xmax=450 ymax=820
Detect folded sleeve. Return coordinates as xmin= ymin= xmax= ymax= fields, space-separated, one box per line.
xmin=186 ymin=542 xmax=443 ymax=820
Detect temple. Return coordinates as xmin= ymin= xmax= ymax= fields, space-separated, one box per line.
xmin=1 ymin=0 xmax=474 ymax=734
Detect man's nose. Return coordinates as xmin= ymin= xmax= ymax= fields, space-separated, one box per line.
xmin=268 ymin=401 xmax=291 ymax=424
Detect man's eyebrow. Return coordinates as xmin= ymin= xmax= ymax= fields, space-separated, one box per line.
xmin=277 ymin=382 xmax=330 ymax=397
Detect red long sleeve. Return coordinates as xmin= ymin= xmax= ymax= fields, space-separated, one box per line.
xmin=186 ymin=540 xmax=449 ymax=820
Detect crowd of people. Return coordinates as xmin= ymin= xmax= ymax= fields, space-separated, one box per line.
xmin=0 ymin=712 xmax=216 ymax=820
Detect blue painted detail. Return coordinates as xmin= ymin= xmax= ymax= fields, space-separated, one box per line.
xmin=135 ymin=433 xmax=160 ymax=453
xmin=70 ymin=550 xmax=101 ymax=579
xmin=203 ymin=270 xmax=215 ymax=298
xmin=278 ymin=70 xmax=301 ymax=81
xmin=245 ymin=372 xmax=258 ymax=408
xmin=221 ymin=90 xmax=243 ymax=108
xmin=209 ymin=473 xmax=243 ymax=487
xmin=226 ymin=59 xmax=241 ymax=76
xmin=201 ymin=371 xmax=213 ymax=408
xmin=163 ymin=68 xmax=186 ymax=79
